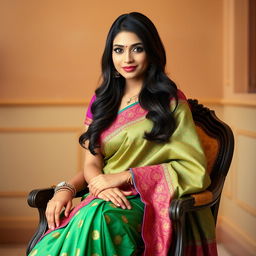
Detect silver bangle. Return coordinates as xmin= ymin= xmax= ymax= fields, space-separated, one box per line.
xmin=54 ymin=181 xmax=76 ymax=197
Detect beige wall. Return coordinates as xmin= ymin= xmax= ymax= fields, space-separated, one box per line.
xmin=214 ymin=1 xmax=256 ymax=255
xmin=0 ymin=0 xmax=223 ymax=102
xmin=0 ymin=0 xmax=255 ymax=254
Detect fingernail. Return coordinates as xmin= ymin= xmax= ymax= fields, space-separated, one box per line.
xmin=117 ymin=204 xmax=120 ymax=207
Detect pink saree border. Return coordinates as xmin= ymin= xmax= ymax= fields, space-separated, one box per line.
xmin=131 ymin=164 xmax=218 ymax=256
xmin=100 ymin=103 xmax=147 ymax=144
xmin=131 ymin=164 xmax=174 ymax=255
xmin=83 ymin=89 xmax=186 ymax=125
xmin=100 ymin=90 xmax=187 ymax=143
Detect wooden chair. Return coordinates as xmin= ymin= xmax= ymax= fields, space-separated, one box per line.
xmin=26 ymin=99 xmax=234 ymax=256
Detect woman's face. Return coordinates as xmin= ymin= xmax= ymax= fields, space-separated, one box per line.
xmin=112 ymin=31 xmax=148 ymax=82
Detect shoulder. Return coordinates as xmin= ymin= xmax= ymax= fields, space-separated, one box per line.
xmin=170 ymin=89 xmax=189 ymax=111
xmin=170 ymin=89 xmax=187 ymax=103
xmin=89 ymin=94 xmax=97 ymax=104
xmin=177 ymin=89 xmax=187 ymax=101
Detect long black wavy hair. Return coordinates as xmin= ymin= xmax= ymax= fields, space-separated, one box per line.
xmin=79 ymin=12 xmax=178 ymax=155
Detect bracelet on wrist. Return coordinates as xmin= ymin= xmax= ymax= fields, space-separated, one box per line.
xmin=54 ymin=187 xmax=75 ymax=196
xmin=54 ymin=181 xmax=76 ymax=197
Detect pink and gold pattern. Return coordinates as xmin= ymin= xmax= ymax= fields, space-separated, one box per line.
xmin=100 ymin=103 xmax=147 ymax=144
xmin=131 ymin=164 xmax=174 ymax=256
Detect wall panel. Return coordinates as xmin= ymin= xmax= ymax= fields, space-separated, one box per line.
xmin=217 ymin=104 xmax=256 ymax=255
xmin=0 ymin=129 xmax=82 ymax=192
xmin=235 ymin=133 xmax=256 ymax=216
xmin=0 ymin=105 xmax=86 ymax=243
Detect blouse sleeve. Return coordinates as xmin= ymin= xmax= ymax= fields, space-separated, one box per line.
xmin=84 ymin=94 xmax=96 ymax=126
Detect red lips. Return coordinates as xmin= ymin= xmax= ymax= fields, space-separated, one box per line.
xmin=122 ymin=66 xmax=137 ymax=72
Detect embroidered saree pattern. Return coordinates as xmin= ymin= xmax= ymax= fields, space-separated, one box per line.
xmin=29 ymin=90 xmax=217 ymax=256
xmin=131 ymin=164 xmax=174 ymax=255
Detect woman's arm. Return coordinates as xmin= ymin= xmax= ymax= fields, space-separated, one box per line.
xmin=46 ymin=171 xmax=85 ymax=230
xmin=83 ymin=136 xmax=104 ymax=184
xmin=88 ymin=171 xmax=132 ymax=196
xmin=83 ymin=126 xmax=132 ymax=208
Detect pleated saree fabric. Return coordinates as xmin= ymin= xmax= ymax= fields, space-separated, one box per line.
xmin=29 ymin=90 xmax=217 ymax=256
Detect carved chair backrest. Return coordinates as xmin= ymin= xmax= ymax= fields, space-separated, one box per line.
xmin=195 ymin=125 xmax=219 ymax=175
xmin=188 ymin=99 xmax=234 ymax=219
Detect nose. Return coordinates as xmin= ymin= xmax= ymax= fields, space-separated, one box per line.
xmin=124 ymin=50 xmax=134 ymax=63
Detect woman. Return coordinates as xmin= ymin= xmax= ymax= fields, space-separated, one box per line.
xmin=29 ymin=12 xmax=217 ymax=256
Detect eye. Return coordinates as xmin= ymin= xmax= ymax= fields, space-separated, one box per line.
xmin=133 ymin=46 xmax=144 ymax=53
xmin=113 ymin=48 xmax=123 ymax=54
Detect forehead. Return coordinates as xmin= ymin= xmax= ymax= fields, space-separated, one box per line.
xmin=113 ymin=31 xmax=142 ymax=45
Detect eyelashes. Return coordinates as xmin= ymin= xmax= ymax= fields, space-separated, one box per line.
xmin=113 ymin=46 xmax=144 ymax=54
xmin=133 ymin=46 xmax=144 ymax=53
xmin=113 ymin=47 xmax=123 ymax=54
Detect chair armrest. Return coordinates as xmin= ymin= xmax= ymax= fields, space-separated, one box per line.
xmin=27 ymin=187 xmax=90 ymax=209
xmin=191 ymin=190 xmax=213 ymax=206
xmin=26 ymin=188 xmax=54 ymax=255
xmin=169 ymin=196 xmax=195 ymax=221
xmin=169 ymin=189 xmax=219 ymax=221
xmin=169 ymin=190 xmax=219 ymax=256
xmin=27 ymin=187 xmax=55 ymax=209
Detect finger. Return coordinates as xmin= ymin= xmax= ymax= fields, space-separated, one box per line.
xmin=98 ymin=193 xmax=110 ymax=201
xmin=115 ymin=190 xmax=132 ymax=209
xmin=95 ymin=187 xmax=105 ymax=197
xmin=122 ymin=196 xmax=132 ymax=209
xmin=106 ymin=193 xmax=122 ymax=208
xmin=65 ymin=201 xmax=72 ymax=217
xmin=54 ymin=203 xmax=63 ymax=228
xmin=45 ymin=203 xmax=51 ymax=228
xmin=90 ymin=182 xmax=104 ymax=197
xmin=90 ymin=184 xmax=99 ymax=196
xmin=108 ymin=190 xmax=129 ymax=209
xmin=46 ymin=202 xmax=56 ymax=230
xmin=89 ymin=178 xmax=99 ymax=188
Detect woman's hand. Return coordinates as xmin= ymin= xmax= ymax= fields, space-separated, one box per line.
xmin=46 ymin=190 xmax=73 ymax=230
xmin=88 ymin=172 xmax=132 ymax=196
xmin=98 ymin=188 xmax=133 ymax=209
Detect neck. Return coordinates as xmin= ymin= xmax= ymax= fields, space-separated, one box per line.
xmin=124 ymin=78 xmax=143 ymax=96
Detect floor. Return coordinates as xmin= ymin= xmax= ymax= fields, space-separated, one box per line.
xmin=0 ymin=243 xmax=233 ymax=256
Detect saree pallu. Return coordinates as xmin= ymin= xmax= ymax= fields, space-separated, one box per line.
xmin=29 ymin=90 xmax=218 ymax=256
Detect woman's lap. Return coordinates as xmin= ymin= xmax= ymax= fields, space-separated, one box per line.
xmin=29 ymin=195 xmax=144 ymax=256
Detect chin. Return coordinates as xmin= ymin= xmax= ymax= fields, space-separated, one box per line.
xmin=121 ymin=73 xmax=142 ymax=80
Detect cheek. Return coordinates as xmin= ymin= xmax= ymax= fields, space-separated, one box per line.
xmin=140 ymin=56 xmax=148 ymax=70
xmin=138 ymin=54 xmax=148 ymax=66
xmin=112 ymin=55 xmax=121 ymax=69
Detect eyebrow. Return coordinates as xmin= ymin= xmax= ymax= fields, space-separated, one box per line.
xmin=113 ymin=42 xmax=143 ymax=47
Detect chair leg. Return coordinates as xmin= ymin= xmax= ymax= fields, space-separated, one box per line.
xmin=26 ymin=207 xmax=48 ymax=255
xmin=170 ymin=214 xmax=186 ymax=256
